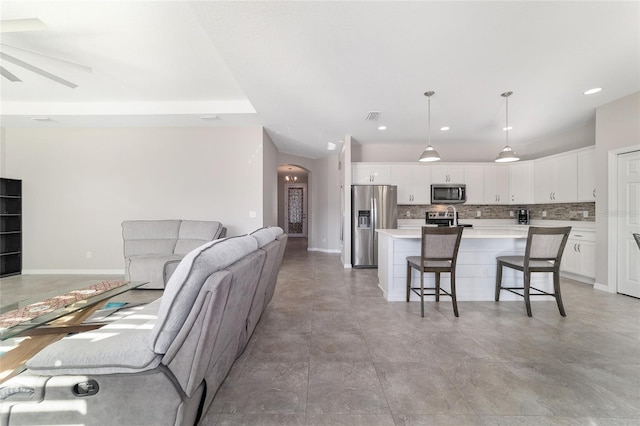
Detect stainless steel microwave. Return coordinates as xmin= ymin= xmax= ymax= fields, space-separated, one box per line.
xmin=431 ymin=184 xmax=466 ymax=204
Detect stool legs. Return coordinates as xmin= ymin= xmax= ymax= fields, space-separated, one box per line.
xmin=420 ymin=270 xmax=425 ymax=318
xmin=450 ymin=271 xmax=459 ymax=317
xmin=495 ymin=261 xmax=503 ymax=301
xmin=524 ymin=271 xmax=532 ymax=317
xmin=406 ymin=262 xmax=411 ymax=302
xmin=553 ymin=270 xmax=567 ymax=316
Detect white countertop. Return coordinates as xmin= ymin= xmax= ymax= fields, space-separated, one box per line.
xmin=397 ymin=218 xmax=595 ymax=231
xmin=377 ymin=227 xmax=529 ymax=239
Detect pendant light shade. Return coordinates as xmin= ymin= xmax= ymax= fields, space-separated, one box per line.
xmin=418 ymin=91 xmax=441 ymax=162
xmin=495 ymin=91 xmax=520 ymax=163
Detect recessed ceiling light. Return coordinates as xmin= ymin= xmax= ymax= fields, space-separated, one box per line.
xmin=327 ymin=142 xmax=337 ymax=151
xmin=503 ymin=126 xmax=513 ymax=131
xmin=440 ymin=126 xmax=450 ymax=131
xmin=583 ymin=88 xmax=602 ymax=95
xmin=198 ymin=115 xmax=219 ymax=120
xmin=378 ymin=125 xmax=387 ymax=130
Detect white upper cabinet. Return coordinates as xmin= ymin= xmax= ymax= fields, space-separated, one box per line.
xmin=483 ymin=165 xmax=510 ymax=204
xmin=391 ymin=165 xmax=431 ymax=204
xmin=509 ymin=162 xmax=533 ymax=204
xmin=464 ymin=165 xmax=484 ymax=204
xmin=578 ymin=148 xmax=596 ymax=201
xmin=534 ymin=154 xmax=578 ymax=203
xmin=431 ymin=165 xmax=465 ymax=184
xmin=352 ymin=164 xmax=392 ymax=184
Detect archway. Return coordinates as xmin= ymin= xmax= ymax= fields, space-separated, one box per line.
xmin=277 ymin=165 xmax=310 ymax=244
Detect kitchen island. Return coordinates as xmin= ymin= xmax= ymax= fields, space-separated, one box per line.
xmin=376 ymin=227 xmax=556 ymax=302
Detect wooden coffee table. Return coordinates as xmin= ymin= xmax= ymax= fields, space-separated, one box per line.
xmin=0 ymin=280 xmax=147 ymax=383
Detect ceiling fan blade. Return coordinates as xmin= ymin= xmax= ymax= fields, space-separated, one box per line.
xmin=0 ymin=51 xmax=77 ymax=88
xmin=0 ymin=65 xmax=22 ymax=82
xmin=0 ymin=18 xmax=47 ymax=33
xmin=0 ymin=43 xmax=92 ymax=73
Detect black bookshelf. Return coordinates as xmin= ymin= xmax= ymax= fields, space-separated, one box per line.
xmin=1 ymin=178 xmax=22 ymax=277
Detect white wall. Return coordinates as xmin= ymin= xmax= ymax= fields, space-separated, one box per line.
xmin=595 ymin=91 xmax=640 ymax=290
xmin=3 ymin=126 xmax=267 ymax=272
xmin=277 ymin=152 xmax=341 ymax=252
xmin=341 ymin=136 xmax=352 ymax=267
xmin=310 ymin=155 xmax=341 ymax=252
xmin=262 ymin=130 xmax=278 ymax=227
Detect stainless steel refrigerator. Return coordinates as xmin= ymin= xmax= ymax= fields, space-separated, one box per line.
xmin=352 ymin=185 xmax=397 ymax=268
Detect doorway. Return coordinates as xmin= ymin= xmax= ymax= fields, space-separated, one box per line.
xmin=278 ymin=164 xmax=309 ymax=239
xmin=284 ymin=183 xmax=307 ymax=237
xmin=616 ymin=150 xmax=640 ymax=297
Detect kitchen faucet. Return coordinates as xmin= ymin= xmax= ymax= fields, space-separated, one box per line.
xmin=445 ymin=205 xmax=458 ymax=227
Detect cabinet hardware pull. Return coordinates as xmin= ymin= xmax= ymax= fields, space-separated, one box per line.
xmin=577 ymin=244 xmax=581 ymax=253
xmin=593 ymin=189 xmax=596 ymax=198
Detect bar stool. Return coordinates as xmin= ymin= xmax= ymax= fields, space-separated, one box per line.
xmin=406 ymin=226 xmax=464 ymax=317
xmin=495 ymin=226 xmax=571 ymax=317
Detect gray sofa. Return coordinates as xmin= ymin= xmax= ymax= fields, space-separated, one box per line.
xmin=0 ymin=227 xmax=287 ymax=426
xmin=122 ymin=220 xmax=226 ymax=289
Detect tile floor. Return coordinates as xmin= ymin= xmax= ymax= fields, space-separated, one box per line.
xmin=1 ymin=237 xmax=639 ymax=425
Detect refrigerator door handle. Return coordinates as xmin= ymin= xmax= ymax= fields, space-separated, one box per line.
xmin=371 ymin=197 xmax=377 ymax=235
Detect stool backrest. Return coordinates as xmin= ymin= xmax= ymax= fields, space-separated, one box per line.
xmin=525 ymin=226 xmax=571 ymax=264
xmin=634 ymin=233 xmax=640 ymax=250
xmin=420 ymin=226 xmax=464 ymax=263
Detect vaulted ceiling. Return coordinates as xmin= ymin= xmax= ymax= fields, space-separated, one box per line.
xmin=1 ymin=1 xmax=638 ymax=160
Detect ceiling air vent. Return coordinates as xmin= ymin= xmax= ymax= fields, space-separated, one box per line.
xmin=365 ymin=111 xmax=381 ymax=121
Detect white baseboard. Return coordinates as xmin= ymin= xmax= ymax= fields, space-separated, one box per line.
xmin=306 ymin=247 xmax=341 ymax=254
xmin=22 ymin=269 xmax=125 ymax=275
xmin=343 ymin=264 xmax=352 ymax=269
xmin=594 ymin=282 xmax=613 ymax=293
xmin=560 ymin=271 xmax=594 ymax=285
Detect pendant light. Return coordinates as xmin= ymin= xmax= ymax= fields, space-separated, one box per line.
xmin=495 ymin=91 xmax=520 ymax=163
xmin=418 ymin=91 xmax=441 ymax=162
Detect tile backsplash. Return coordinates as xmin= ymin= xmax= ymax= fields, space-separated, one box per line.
xmin=398 ymin=202 xmax=595 ymax=222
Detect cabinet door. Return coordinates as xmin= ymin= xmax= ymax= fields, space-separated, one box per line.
xmin=561 ymin=239 xmax=579 ymax=274
xmin=352 ymin=164 xmax=391 ymax=184
xmin=464 ymin=166 xmax=484 ymax=204
xmin=534 ymin=158 xmax=555 ymax=203
xmin=484 ymin=165 xmax=510 ymax=204
xmin=554 ymin=154 xmax=578 ymax=202
xmin=578 ymin=149 xmax=596 ymax=201
xmin=431 ymin=166 xmax=464 ymax=184
xmin=510 ymin=162 xmax=533 ymax=204
xmin=392 ymin=165 xmax=430 ymax=204
xmin=578 ymin=241 xmax=595 ymax=278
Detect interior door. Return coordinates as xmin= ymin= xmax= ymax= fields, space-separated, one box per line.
xmin=284 ymin=183 xmax=307 ymax=237
xmin=617 ymin=150 xmax=640 ymax=297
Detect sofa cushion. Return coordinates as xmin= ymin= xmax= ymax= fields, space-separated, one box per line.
xmin=26 ymin=328 xmax=161 ymax=376
xmin=250 ymin=227 xmax=282 ymax=248
xmin=150 ymin=235 xmax=259 ymax=354
xmin=122 ymin=220 xmax=181 ymax=256
xmin=174 ymin=221 xmax=224 ymax=255
xmin=128 ymin=254 xmax=183 ymax=289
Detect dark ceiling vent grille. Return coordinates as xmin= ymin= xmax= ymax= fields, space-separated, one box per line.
xmin=365 ymin=111 xmax=381 ymax=121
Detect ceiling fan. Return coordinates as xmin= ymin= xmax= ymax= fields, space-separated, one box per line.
xmin=0 ymin=18 xmax=92 ymax=89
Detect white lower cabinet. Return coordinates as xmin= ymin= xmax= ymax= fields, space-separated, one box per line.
xmin=561 ymin=229 xmax=595 ymax=282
